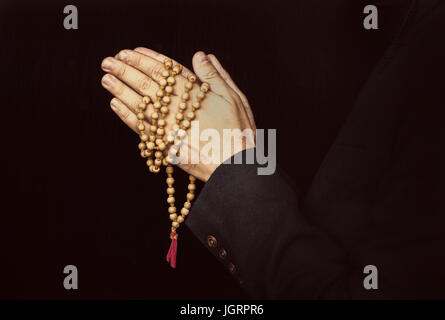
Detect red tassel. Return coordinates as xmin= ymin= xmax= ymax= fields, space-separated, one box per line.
xmin=166 ymin=232 xmax=178 ymax=268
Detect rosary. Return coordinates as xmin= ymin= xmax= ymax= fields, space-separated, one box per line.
xmin=136 ymin=58 xmax=210 ymax=268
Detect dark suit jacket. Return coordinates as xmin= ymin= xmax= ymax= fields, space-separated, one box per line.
xmin=186 ymin=0 xmax=445 ymax=299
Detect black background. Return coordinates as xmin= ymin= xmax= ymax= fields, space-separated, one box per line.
xmin=1 ymin=0 xmax=402 ymax=298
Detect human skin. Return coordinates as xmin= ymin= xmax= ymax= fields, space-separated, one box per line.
xmin=101 ymin=48 xmax=256 ymax=182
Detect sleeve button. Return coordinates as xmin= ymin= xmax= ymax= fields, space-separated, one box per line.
xmin=228 ymin=262 xmax=236 ymax=274
xmin=207 ymin=235 xmax=217 ymax=248
xmin=218 ymin=248 xmax=227 ymax=260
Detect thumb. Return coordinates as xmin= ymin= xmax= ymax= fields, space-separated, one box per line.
xmin=192 ymin=51 xmax=232 ymax=98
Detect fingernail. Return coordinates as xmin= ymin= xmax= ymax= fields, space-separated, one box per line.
xmin=197 ymin=52 xmax=208 ymax=63
xmin=110 ymin=99 xmax=119 ymax=109
xmin=102 ymin=75 xmax=112 ymax=87
xmin=102 ymin=58 xmax=113 ymax=71
xmin=118 ymin=51 xmax=129 ymax=63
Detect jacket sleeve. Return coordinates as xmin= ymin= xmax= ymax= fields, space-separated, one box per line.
xmin=186 ymin=148 xmax=353 ymax=299
xmin=186 ymin=1 xmax=445 ymax=299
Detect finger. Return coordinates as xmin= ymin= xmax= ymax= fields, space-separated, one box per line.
xmin=102 ymin=56 xmax=159 ymax=99
xmin=116 ymin=49 xmax=191 ymax=95
xmin=207 ymin=54 xmax=256 ymax=129
xmin=134 ymin=47 xmax=194 ymax=79
xmin=101 ymin=73 xmax=152 ymax=121
xmin=192 ymin=51 xmax=233 ymax=99
xmin=110 ymin=98 xmax=141 ymax=133
xmin=207 ymin=54 xmax=248 ymax=106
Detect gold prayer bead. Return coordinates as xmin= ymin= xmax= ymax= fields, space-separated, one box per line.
xmin=138 ymin=123 xmax=145 ymax=131
xmin=167 ymin=196 xmax=175 ymax=204
xmin=137 ymin=112 xmax=145 ymax=120
xmin=141 ymin=134 xmax=149 ymax=142
xmin=186 ymin=112 xmax=195 ymax=120
xmin=184 ymin=201 xmax=191 ymax=209
xmin=142 ymin=96 xmax=150 ymax=104
xmin=155 ymin=159 xmax=162 ymax=166
xmin=160 ymin=78 xmax=167 ymax=87
xmin=201 ymin=83 xmax=209 ymax=92
xmin=181 ymin=93 xmax=190 ymax=101
xmin=169 ymin=214 xmax=177 ymax=221
xmin=166 ymin=177 xmax=174 ymax=185
xmin=156 ymin=90 xmax=164 ymax=97
xmin=144 ymin=150 xmax=151 ymax=157
xmin=182 ymin=120 xmax=190 ymax=128
xmin=155 ymin=151 xmax=163 ymax=159
xmin=147 ymin=142 xmax=155 ymax=150
xmin=167 ymin=187 xmax=175 ymax=195
xmin=158 ymin=119 xmax=166 ymax=127
xmin=165 ymin=59 xmax=173 ymax=69
xmin=189 ymin=176 xmax=196 ymax=182
xmin=185 ymin=82 xmax=193 ymax=91
xmin=153 ymin=101 xmax=161 ymax=109
xmin=151 ymin=112 xmax=159 ymax=120
xmin=152 ymin=166 xmax=160 ymax=173
xmin=177 ymin=216 xmax=184 ymax=223
xmin=161 ymin=70 xmax=170 ymax=77
xmin=172 ymin=221 xmax=179 ymax=228
xmin=166 ymin=165 xmax=174 ymax=175
xmin=192 ymin=101 xmax=200 ymax=109
xmin=176 ymin=113 xmax=184 ymax=121
xmin=162 ymin=96 xmax=171 ymax=104
xmin=181 ymin=208 xmax=189 ymax=216
xmin=167 ymin=76 xmax=175 ymax=85
xmin=160 ymin=106 xmax=169 ymax=114
xmin=188 ymin=184 xmax=196 ymax=191
xmin=188 ymin=74 xmax=196 ymax=82
xmin=168 ymin=206 xmax=176 ymax=214
xmin=197 ymin=91 xmax=205 ymax=100
xmin=186 ymin=193 xmax=194 ymax=201
xmin=146 ymin=159 xmax=153 ymax=167
xmin=172 ymin=65 xmax=181 ymax=74
xmin=138 ymin=142 xmax=146 ymax=150
xmin=165 ymin=86 xmax=173 ymax=94
xmin=139 ymin=102 xmax=147 ymax=110
xmin=179 ymin=102 xmax=187 ymax=110
xmin=157 ymin=128 xmax=165 ymax=136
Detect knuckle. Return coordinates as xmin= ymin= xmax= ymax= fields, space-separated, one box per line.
xmin=138 ymin=78 xmax=152 ymax=93
xmin=151 ymin=64 xmax=164 ymax=80
xmin=114 ymin=81 xmax=124 ymax=96
xmin=117 ymin=63 xmax=127 ymax=78
xmin=228 ymin=93 xmax=239 ymax=105
xmin=133 ymin=51 xmax=142 ymax=67
xmin=110 ymin=99 xmax=128 ymax=119
xmin=204 ymin=69 xmax=219 ymax=79
xmin=220 ymin=72 xmax=229 ymax=81
xmin=120 ymin=107 xmax=130 ymax=120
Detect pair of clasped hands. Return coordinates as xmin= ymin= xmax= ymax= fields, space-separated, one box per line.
xmin=101 ymin=48 xmax=256 ymax=182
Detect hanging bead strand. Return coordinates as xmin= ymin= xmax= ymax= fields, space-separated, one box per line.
xmin=135 ymin=59 xmax=210 ymax=269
